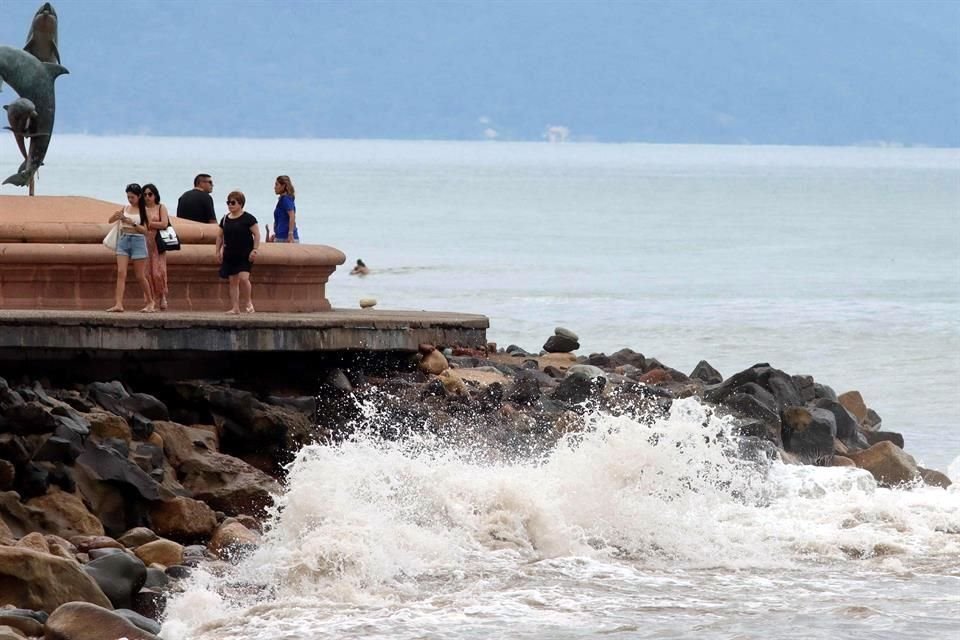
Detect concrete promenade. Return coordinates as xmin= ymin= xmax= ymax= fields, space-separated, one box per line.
xmin=0 ymin=309 xmax=489 ymax=353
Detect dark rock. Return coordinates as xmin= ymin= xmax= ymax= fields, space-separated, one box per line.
xmin=863 ymin=408 xmax=883 ymax=431
xmin=0 ymin=378 xmax=25 ymax=410
xmin=476 ymin=383 xmax=504 ymax=413
xmin=121 ymin=394 xmax=170 ymax=421
xmin=16 ymin=463 xmax=49 ymax=500
xmin=132 ymin=587 xmax=167 ymax=621
xmin=521 ymin=359 xmax=539 ymax=370
xmin=87 ymin=381 xmax=131 ymax=415
xmin=0 ymin=435 xmax=31 ymax=465
xmin=0 ymin=460 xmax=13 ymax=491
xmin=49 ymin=389 xmax=97 ymax=412
xmin=543 ymin=365 xmax=565 ymax=379
xmin=32 ymin=436 xmax=79 ymax=465
xmin=115 ymin=608 xmax=163 ymax=635
xmin=814 ymin=399 xmax=868 ymax=450
xmin=723 ymin=393 xmax=782 ymax=446
xmin=863 ymin=431 xmax=905 ymax=449
xmin=164 ymin=565 xmax=192 ymax=579
xmin=813 ymin=383 xmax=838 ymax=402
xmin=689 ymin=360 xmax=722 ymax=385
xmin=46 ymin=602 xmax=160 ymax=640
xmin=505 ymin=372 xmax=541 ymax=406
xmin=585 ymin=353 xmax=611 ymax=368
xmin=782 ymin=406 xmax=836 ymax=464
xmin=88 ymin=547 xmax=125 ymax=560
xmin=919 ymin=467 xmax=952 ymax=488
xmin=130 ymin=413 xmax=155 ymax=440
xmin=143 ymin=567 xmax=169 ymax=589
xmin=76 ymin=441 xmax=161 ymax=502
xmin=0 ymin=401 xmax=58 ymax=435
xmin=543 ymin=335 xmax=580 ymax=353
xmin=552 ymin=366 xmax=606 ymax=405
xmin=505 ymin=344 xmax=532 ymax=356
xmin=83 ymin=551 xmax=148 ymax=609
xmin=792 ymin=375 xmax=815 ymax=403
xmin=132 ymin=444 xmax=164 ymax=472
xmin=46 ymin=463 xmax=76 ymax=493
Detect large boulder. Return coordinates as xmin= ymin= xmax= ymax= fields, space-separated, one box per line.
xmin=83 ymin=552 xmax=147 ymax=610
xmin=178 ymin=452 xmax=280 ymax=516
xmin=845 ymin=441 xmax=921 ymax=487
xmin=782 ymin=406 xmax=836 ymax=464
xmin=208 ymin=519 xmax=261 ymax=562
xmin=0 ymin=546 xmax=111 ymax=612
xmin=813 ymin=398 xmax=868 ymax=450
xmin=45 ymin=602 xmax=160 ymax=640
xmin=552 ymin=366 xmax=606 ymax=404
xmin=543 ymin=334 xmax=579 ymax=353
xmin=134 ymin=539 xmax=183 ymax=567
xmin=837 ymin=390 xmax=868 ymax=424
xmin=689 ymin=360 xmax=722 ymax=385
xmin=25 ymin=487 xmax=104 ymax=538
xmin=149 ymin=496 xmax=218 ymax=541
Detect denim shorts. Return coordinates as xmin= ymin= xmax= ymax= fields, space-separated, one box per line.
xmin=116 ymin=233 xmax=148 ymax=260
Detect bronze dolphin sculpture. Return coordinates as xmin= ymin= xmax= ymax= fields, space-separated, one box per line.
xmin=4 ymin=97 xmax=47 ymax=159
xmin=25 ymin=3 xmax=61 ymax=65
xmin=0 ymin=3 xmax=66 ymax=188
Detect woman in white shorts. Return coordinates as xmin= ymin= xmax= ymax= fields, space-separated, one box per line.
xmin=106 ymin=183 xmax=156 ymax=312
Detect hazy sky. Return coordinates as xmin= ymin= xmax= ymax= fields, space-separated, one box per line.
xmin=1 ymin=0 xmax=958 ymax=145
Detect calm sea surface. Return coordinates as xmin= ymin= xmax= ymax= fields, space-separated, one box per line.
xmin=6 ymin=137 xmax=959 ymax=639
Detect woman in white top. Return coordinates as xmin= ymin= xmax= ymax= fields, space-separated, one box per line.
xmin=106 ymin=183 xmax=156 ymax=312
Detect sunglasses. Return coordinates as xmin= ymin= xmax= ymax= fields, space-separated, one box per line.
xmin=143 ymin=191 xmax=155 ymax=197
xmin=226 ymin=200 xmax=239 ymax=205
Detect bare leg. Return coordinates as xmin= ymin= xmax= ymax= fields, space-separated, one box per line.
xmin=225 ymin=274 xmax=240 ymax=314
xmin=240 ymin=272 xmax=254 ymax=313
xmin=107 ymin=255 xmax=129 ymax=312
xmin=133 ymin=259 xmax=156 ymax=312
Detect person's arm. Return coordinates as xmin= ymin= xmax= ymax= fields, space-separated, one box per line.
xmin=148 ymin=205 xmax=169 ymax=230
xmin=204 ymin=194 xmax=217 ymax=223
xmin=108 ymin=209 xmax=124 ymax=223
xmin=215 ymin=223 xmax=224 ymax=262
xmin=287 ymin=207 xmax=296 ymax=237
xmin=250 ymin=223 xmax=261 ymax=261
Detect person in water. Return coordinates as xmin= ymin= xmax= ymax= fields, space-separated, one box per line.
xmin=216 ymin=191 xmax=260 ymax=314
xmin=272 ymin=175 xmax=299 ymax=243
xmin=106 ymin=183 xmax=156 ymax=313
xmin=350 ymin=259 xmax=370 ymax=276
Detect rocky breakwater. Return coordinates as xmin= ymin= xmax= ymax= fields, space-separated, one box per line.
xmin=0 ymin=326 xmax=952 ymax=637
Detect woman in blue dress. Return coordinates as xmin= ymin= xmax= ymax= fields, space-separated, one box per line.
xmin=271 ymin=175 xmax=299 ymax=243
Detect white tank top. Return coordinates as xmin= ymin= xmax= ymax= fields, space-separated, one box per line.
xmin=121 ymin=206 xmax=143 ymax=235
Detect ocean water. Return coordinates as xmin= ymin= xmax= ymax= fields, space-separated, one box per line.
xmin=4 ymin=137 xmax=958 ymax=638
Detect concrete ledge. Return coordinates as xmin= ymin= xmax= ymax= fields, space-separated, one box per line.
xmin=0 ymin=309 xmax=489 ymax=353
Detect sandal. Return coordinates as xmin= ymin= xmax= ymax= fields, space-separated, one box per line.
xmin=244 ymin=304 xmax=255 ymax=314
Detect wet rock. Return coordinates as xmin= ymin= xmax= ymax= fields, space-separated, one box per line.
xmin=76 ymin=441 xmax=161 ymax=501
xmin=543 ymin=334 xmax=579 ymax=353
xmin=88 ymin=547 xmax=125 ymax=560
xmin=863 ymin=431 xmax=904 ymax=449
xmin=792 ymin=375 xmax=815 ymax=403
xmin=209 ymin=519 xmax=261 ymax=562
xmin=0 ymin=435 xmax=31 ymax=466
xmin=0 ymin=401 xmax=59 ymax=435
xmin=32 ymin=434 xmax=82 ymax=465
xmin=87 ymin=381 xmax=130 ymax=416
xmin=418 ymin=346 xmax=449 ymax=375
xmin=15 ymin=462 xmax=49 ymax=500
xmin=69 ymin=535 xmax=124 ymax=553
xmin=837 ymin=390 xmax=868 ymax=424
xmin=919 ymin=467 xmax=952 ymax=488
xmin=121 ymin=393 xmax=170 ymax=422
xmin=863 ymin=408 xmax=883 ymax=431
xmin=179 ymin=452 xmax=280 ymax=517
xmin=15 ymin=531 xmax=49 ymax=554
xmin=504 ymin=372 xmax=541 ymax=406
xmin=86 ymin=412 xmax=132 ymax=442
xmin=164 ymin=565 xmax=192 ymax=580
xmin=0 ymin=460 xmax=14 ymax=491
xmin=24 ymin=487 xmax=104 ymax=538
xmin=83 ymin=551 xmax=147 ymax=609
xmin=45 ymin=602 xmax=161 ymax=640
xmin=813 ymin=398 xmax=868 ymax=450
xmin=115 ymin=608 xmax=163 ymax=636
xmin=782 ymin=406 xmax=836 ymax=465
xmin=846 ymin=441 xmax=921 ymax=487
xmin=723 ymin=392 xmax=782 ymax=447
xmin=0 ymin=546 xmax=111 ymax=612
xmin=689 ymin=360 xmax=722 ymax=385
xmin=0 ymin=612 xmax=44 ymax=638
xmin=134 ymin=539 xmax=183 ymax=567
xmin=813 ymin=382 xmax=837 ymax=402
xmin=143 ymin=567 xmax=169 ymax=589
xmin=552 ymin=366 xmax=606 ymax=404
xmin=131 ymin=587 xmax=166 ymax=621
xmin=149 ymin=496 xmax=218 ymax=541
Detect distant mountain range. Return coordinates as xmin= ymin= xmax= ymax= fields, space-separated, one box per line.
xmin=2 ymin=0 xmax=958 ymax=145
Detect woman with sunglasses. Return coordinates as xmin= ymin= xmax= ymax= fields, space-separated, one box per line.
xmin=106 ymin=183 xmax=156 ymax=313
xmin=216 ymin=191 xmax=260 ymax=314
xmin=142 ymin=183 xmax=171 ymax=310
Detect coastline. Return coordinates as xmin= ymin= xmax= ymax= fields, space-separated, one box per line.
xmin=0 ymin=326 xmax=951 ymax=638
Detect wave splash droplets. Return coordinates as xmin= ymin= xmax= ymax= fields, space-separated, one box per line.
xmin=162 ymin=398 xmax=960 ymax=640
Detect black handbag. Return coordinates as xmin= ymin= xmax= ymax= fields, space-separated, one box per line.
xmin=156 ymin=224 xmax=181 ymax=253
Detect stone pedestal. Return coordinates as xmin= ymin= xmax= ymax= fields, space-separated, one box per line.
xmin=0 ymin=195 xmax=345 ymax=312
